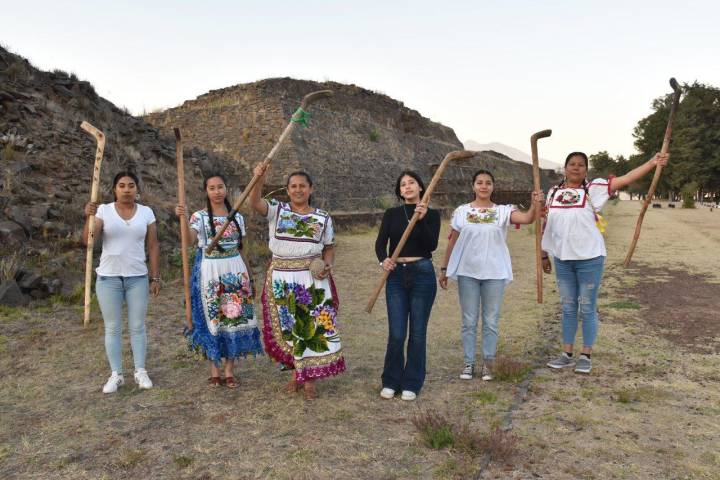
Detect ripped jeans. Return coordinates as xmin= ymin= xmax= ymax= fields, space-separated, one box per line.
xmin=553 ymin=256 xmax=605 ymax=348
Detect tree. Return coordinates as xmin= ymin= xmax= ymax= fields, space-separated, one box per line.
xmin=631 ymin=82 xmax=720 ymax=200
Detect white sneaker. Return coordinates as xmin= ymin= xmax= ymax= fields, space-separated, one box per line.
xmin=460 ymin=364 xmax=474 ymax=380
xmin=102 ymin=372 xmax=124 ymax=394
xmin=134 ymin=369 xmax=153 ymax=389
xmin=401 ymin=390 xmax=417 ymax=401
xmin=380 ymin=387 xmax=396 ymax=399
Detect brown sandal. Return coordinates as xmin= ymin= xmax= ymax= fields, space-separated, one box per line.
xmin=208 ymin=377 xmax=223 ymax=388
xmin=224 ymin=376 xmax=239 ymax=389
xmin=303 ymin=381 xmax=316 ymax=400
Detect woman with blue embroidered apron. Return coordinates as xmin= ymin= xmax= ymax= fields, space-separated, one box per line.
xmin=175 ymin=173 xmax=263 ymax=388
xmin=249 ymin=163 xmax=345 ymax=400
xmin=542 ymin=151 xmax=668 ymax=374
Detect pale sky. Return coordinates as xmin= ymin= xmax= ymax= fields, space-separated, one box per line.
xmin=3 ymin=0 xmax=718 ymax=163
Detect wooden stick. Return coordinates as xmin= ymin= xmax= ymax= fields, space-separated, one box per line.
xmin=623 ymin=78 xmax=682 ymax=267
xmin=205 ymin=89 xmax=333 ymax=254
xmin=531 ymin=129 xmax=552 ymax=304
xmin=174 ymin=128 xmax=193 ymax=330
xmin=365 ymin=150 xmax=476 ymax=314
xmin=81 ymin=121 xmax=105 ymax=327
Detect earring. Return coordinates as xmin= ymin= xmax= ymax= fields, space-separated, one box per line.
xmin=136 ymin=193 xmax=141 ymax=201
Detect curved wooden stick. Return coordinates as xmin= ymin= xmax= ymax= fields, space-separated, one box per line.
xmin=205 ymin=89 xmax=334 ymax=254
xmin=623 ymin=78 xmax=682 ymax=267
xmin=531 ymin=129 xmax=552 ymax=304
xmin=81 ymin=121 xmax=105 ymax=327
xmin=365 ymin=150 xmax=476 ymax=314
xmin=174 ymin=128 xmax=193 ymax=330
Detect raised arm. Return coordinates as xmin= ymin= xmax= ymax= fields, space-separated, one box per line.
xmin=249 ymin=163 xmax=269 ymax=217
xmin=611 ymin=153 xmax=669 ymax=193
xmin=174 ymin=205 xmax=199 ymax=244
xmin=510 ymin=191 xmax=543 ymax=225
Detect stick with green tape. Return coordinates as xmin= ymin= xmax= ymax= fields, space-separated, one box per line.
xmin=206 ymin=89 xmax=333 ymax=254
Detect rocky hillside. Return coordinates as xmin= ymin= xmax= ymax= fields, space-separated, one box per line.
xmin=0 ymin=45 xmax=559 ymax=305
xmin=0 ymin=46 xmax=241 ymax=305
xmin=145 ymin=78 xmax=558 ymax=212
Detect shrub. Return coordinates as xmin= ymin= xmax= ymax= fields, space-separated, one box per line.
xmin=492 ymin=356 xmax=532 ymax=383
xmin=412 ymin=410 xmax=520 ymax=463
xmin=411 ymin=410 xmax=455 ymax=449
xmin=369 ymin=128 xmax=380 ymax=142
xmin=681 ymin=182 xmax=697 ymax=208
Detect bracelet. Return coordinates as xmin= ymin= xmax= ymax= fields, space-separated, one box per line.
xmin=541 ymin=256 xmax=549 ymax=260
xmin=150 ymin=277 xmax=161 ymax=283
xmin=440 ymin=267 xmax=447 ymax=271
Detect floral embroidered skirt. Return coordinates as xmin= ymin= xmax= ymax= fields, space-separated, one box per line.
xmin=186 ymin=249 xmax=263 ymax=364
xmin=261 ymin=256 xmax=346 ymax=383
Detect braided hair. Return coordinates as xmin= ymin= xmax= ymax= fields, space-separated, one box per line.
xmin=204 ymin=174 xmax=242 ymax=252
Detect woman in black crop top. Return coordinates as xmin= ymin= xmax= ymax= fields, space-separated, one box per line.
xmin=375 ymin=170 xmax=440 ymax=401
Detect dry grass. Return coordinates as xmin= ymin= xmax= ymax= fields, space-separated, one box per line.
xmin=0 ymin=201 xmax=719 ymax=478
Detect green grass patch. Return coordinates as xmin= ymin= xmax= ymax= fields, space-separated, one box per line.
xmin=606 ymin=300 xmax=642 ymax=310
xmin=468 ymin=390 xmax=498 ymax=404
xmin=614 ymin=385 xmax=672 ymax=404
xmin=172 ymin=454 xmax=193 ymax=469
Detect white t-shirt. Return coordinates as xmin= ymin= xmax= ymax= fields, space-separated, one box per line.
xmin=541 ymin=178 xmax=612 ymax=260
xmin=95 ymin=203 xmax=156 ymax=276
xmin=446 ymin=204 xmax=516 ymax=283
xmin=265 ymin=199 xmax=334 ymax=258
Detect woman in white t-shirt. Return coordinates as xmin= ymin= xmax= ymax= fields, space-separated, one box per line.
xmin=83 ymin=171 xmax=161 ymax=394
xmin=543 ymin=151 xmax=668 ymax=374
xmin=439 ymin=170 xmax=541 ymax=381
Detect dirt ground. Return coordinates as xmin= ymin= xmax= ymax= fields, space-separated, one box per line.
xmin=1 ymin=200 xmax=719 ymax=479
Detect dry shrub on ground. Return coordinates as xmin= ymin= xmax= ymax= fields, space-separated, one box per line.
xmin=412 ymin=409 xmax=520 ymax=463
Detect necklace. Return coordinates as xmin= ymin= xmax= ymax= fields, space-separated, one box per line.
xmin=402 ymin=204 xmax=413 ymax=223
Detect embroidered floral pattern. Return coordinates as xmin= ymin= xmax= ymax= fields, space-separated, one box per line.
xmin=277 ymin=211 xmax=324 ymax=239
xmin=467 ymin=207 xmax=498 ymax=224
xmin=272 ymin=279 xmax=339 ymax=356
xmin=205 ymin=271 xmax=253 ymax=328
xmin=555 ymin=190 xmax=581 ymax=205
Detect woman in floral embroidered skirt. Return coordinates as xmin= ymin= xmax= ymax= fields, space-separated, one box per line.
xmin=175 ymin=174 xmax=263 ymax=388
xmin=249 ymin=163 xmax=345 ymax=400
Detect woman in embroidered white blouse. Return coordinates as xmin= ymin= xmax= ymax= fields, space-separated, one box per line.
xmin=439 ymin=169 xmax=542 ymax=381
xmin=249 ymin=163 xmax=345 ymax=400
xmin=543 ymin=151 xmax=668 ymax=374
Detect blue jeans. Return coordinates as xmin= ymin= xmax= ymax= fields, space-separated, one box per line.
xmin=95 ymin=275 xmax=149 ymax=373
xmin=553 ymin=256 xmax=605 ymax=348
xmin=457 ymin=276 xmax=506 ymax=365
xmin=382 ymin=259 xmax=437 ymax=394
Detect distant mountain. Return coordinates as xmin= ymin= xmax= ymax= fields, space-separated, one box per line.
xmin=464 ymin=140 xmax=561 ymax=171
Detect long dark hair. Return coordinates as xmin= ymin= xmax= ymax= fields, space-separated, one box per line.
xmin=204 ymin=173 xmax=242 ymax=251
xmin=471 ymin=169 xmax=496 ymax=203
xmin=394 ymin=170 xmax=426 ymax=202
xmin=111 ymin=171 xmax=140 ymax=201
xmin=286 ymin=170 xmax=314 ymax=205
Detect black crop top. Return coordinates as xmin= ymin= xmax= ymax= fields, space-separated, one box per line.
xmin=374 ymin=204 xmax=441 ymax=262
